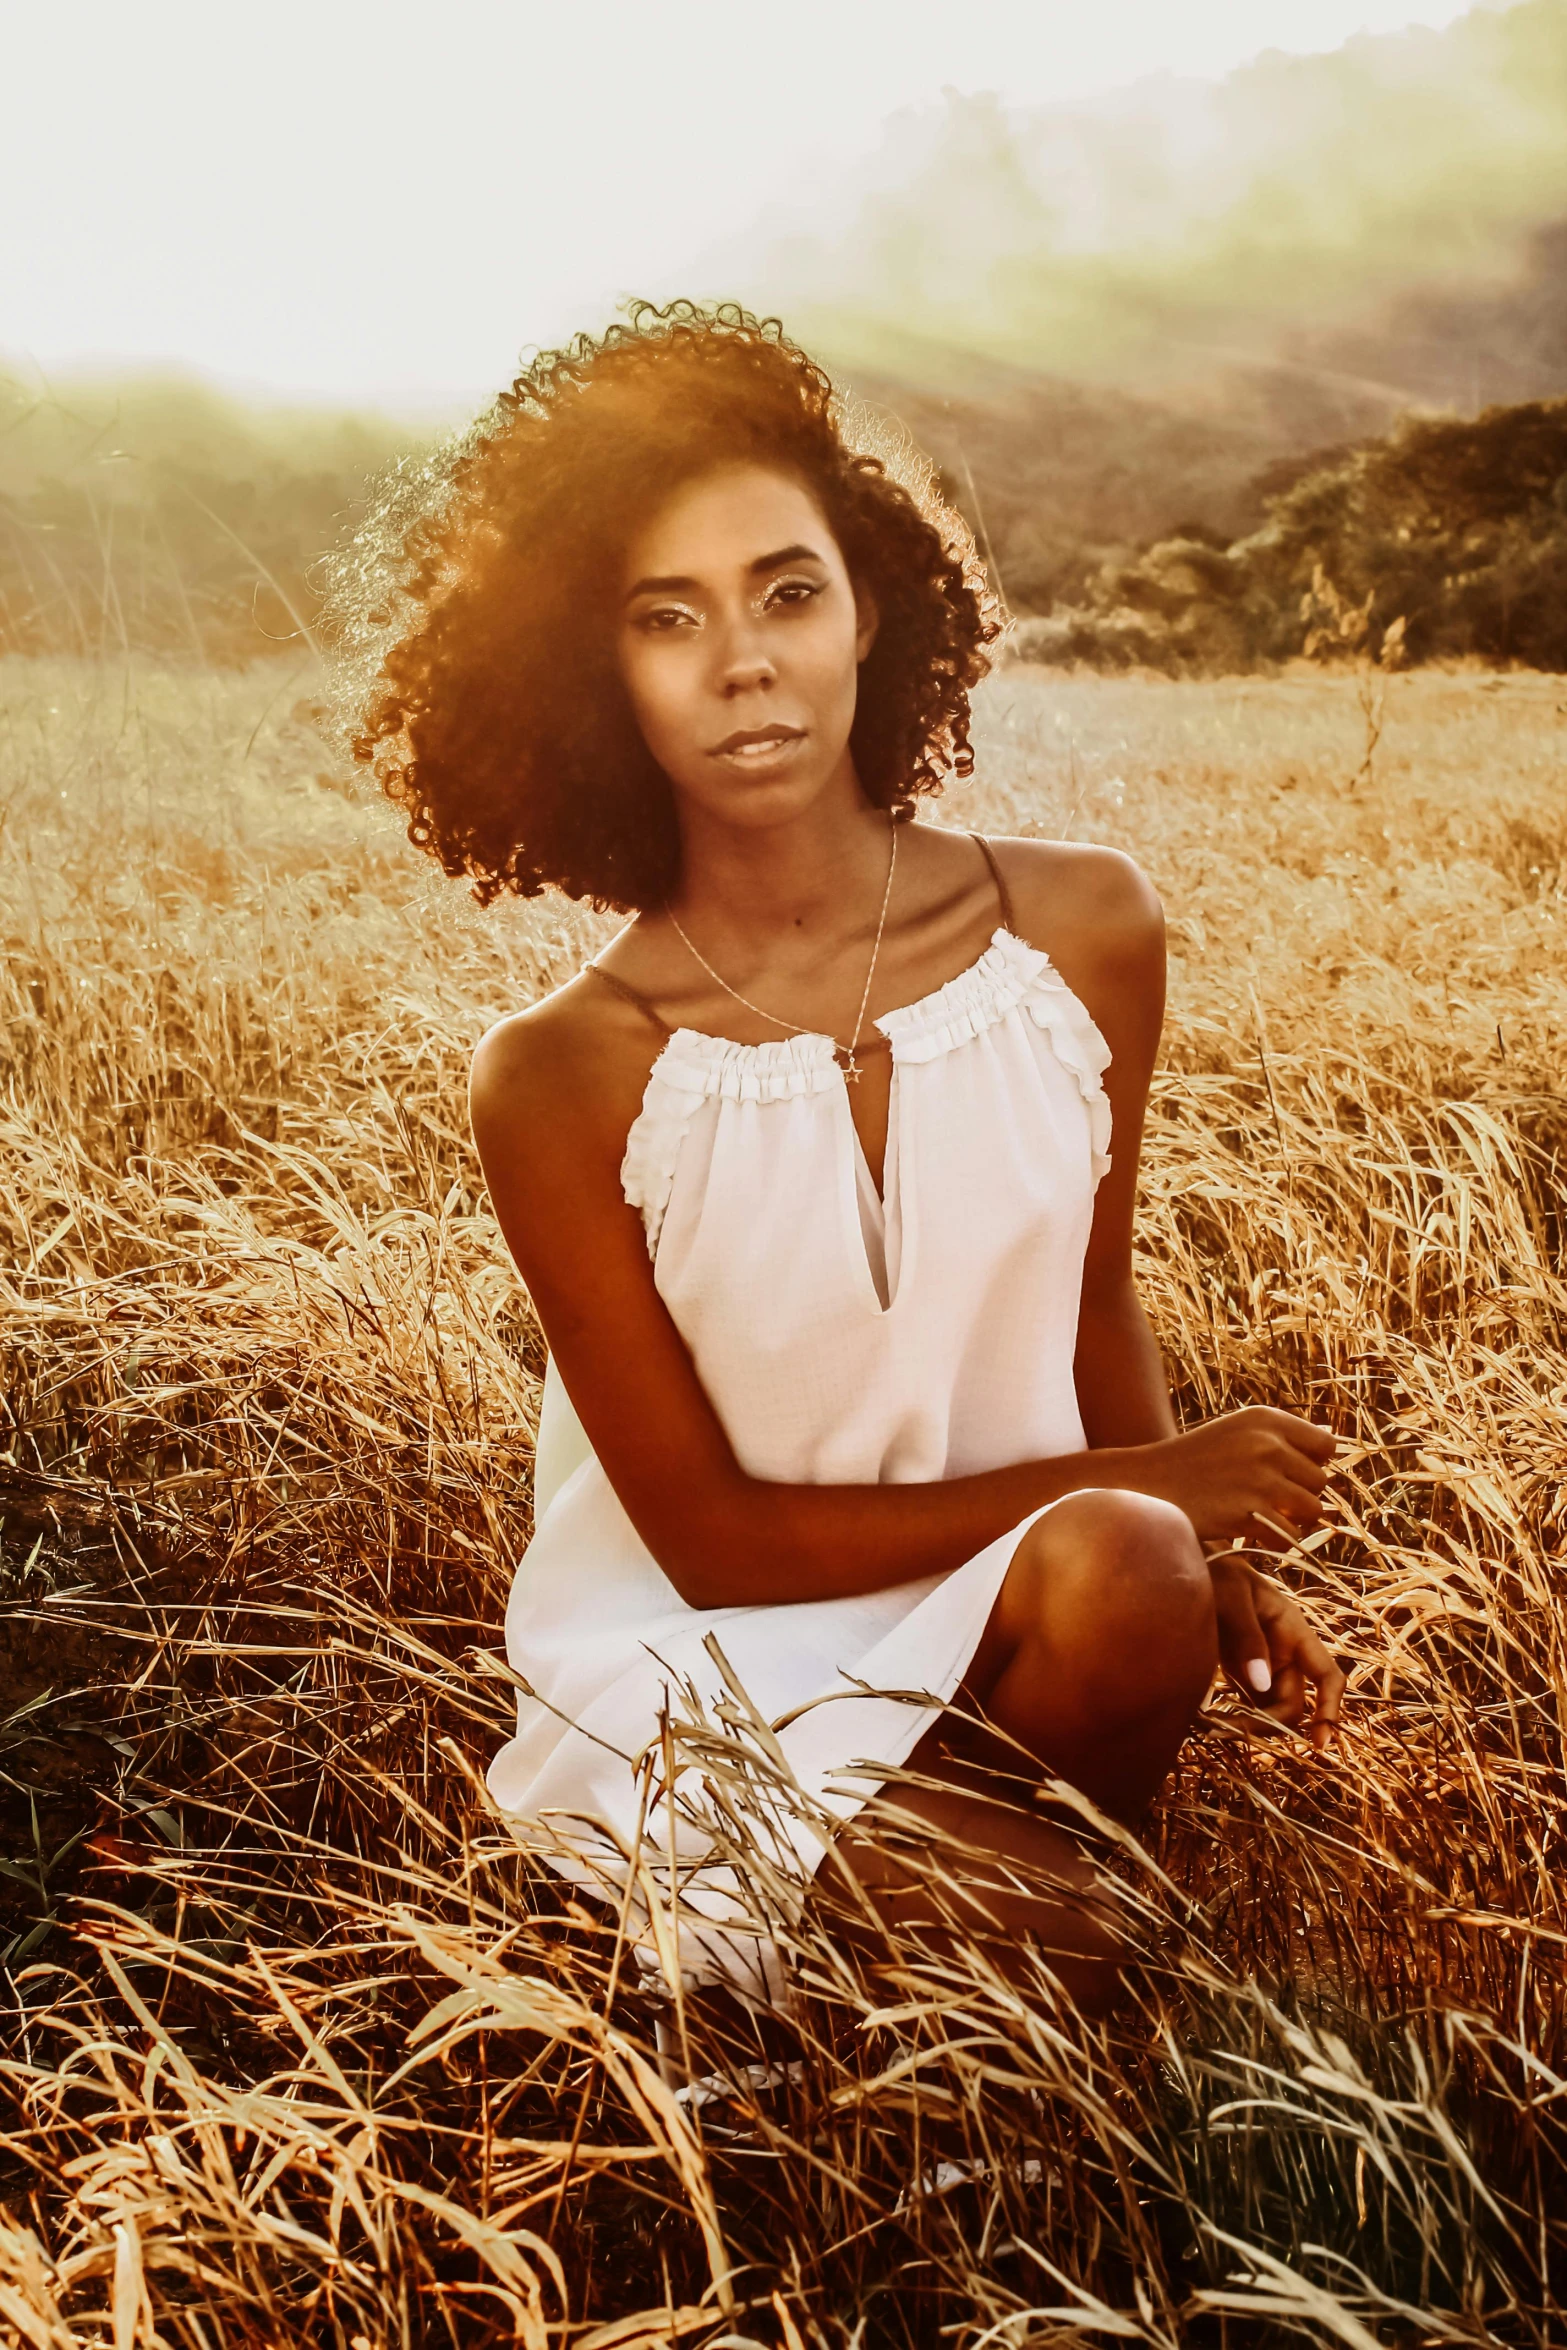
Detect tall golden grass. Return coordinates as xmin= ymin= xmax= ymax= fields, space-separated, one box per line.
xmin=0 ymin=655 xmax=1563 ymax=2345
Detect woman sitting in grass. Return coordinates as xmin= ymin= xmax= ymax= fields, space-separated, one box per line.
xmin=351 ymin=300 xmax=1344 ymax=2006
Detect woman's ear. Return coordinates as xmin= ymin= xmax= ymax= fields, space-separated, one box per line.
xmin=854 ymin=580 xmax=880 ymax=665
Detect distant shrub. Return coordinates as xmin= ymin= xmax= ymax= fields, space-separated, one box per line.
xmin=1014 ymin=397 xmax=1567 ymax=675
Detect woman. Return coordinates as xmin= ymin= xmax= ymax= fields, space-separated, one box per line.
xmin=352 ymin=301 xmax=1344 ymax=2003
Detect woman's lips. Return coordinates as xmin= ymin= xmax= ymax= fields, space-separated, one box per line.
xmin=710 ymin=726 xmax=805 ymax=760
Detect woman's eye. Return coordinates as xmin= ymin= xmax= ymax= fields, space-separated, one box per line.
xmin=765 ymin=577 xmax=822 ymax=611
xmin=638 ymin=604 xmax=697 ymax=633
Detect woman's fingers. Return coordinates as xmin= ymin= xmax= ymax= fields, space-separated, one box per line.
xmin=1255 ymin=1589 xmax=1348 ymax=1751
xmin=1296 ymin=1625 xmax=1348 ymax=1751
xmin=1271 ymin=1437 xmax=1335 ymax=1514
xmin=1257 ymin=1415 xmax=1336 ymax=1522
xmin=1215 ymin=1567 xmax=1348 ymax=1750
xmin=1240 ymin=1487 xmax=1321 ymax=1546
xmin=1226 ymin=1496 xmax=1321 ymax=1551
xmin=1286 ymin=1452 xmax=1331 ymax=1495
xmin=1210 ymin=1565 xmax=1273 ymax=1700
xmin=1269 ymin=1411 xmax=1337 ymax=1464
xmin=1264 ymin=1660 xmax=1307 ymax=1728
xmin=1274 ymin=1477 xmax=1328 ymax=1527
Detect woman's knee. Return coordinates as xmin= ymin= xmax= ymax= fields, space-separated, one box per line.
xmin=1006 ymin=1488 xmax=1215 ymax=1670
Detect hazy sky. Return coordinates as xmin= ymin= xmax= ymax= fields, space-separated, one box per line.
xmin=4 ymin=0 xmax=1483 ymax=406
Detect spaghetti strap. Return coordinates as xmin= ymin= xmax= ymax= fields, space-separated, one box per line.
xmin=969 ymin=832 xmax=1016 ymax=935
xmin=586 ymin=961 xmax=673 ymax=1038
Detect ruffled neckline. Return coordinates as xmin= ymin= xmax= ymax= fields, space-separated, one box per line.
xmin=656 ymin=929 xmax=1058 ymax=1084
xmin=876 ymin=928 xmax=1046 ymax=1061
xmin=649 ymin=1024 xmax=840 ymax=1104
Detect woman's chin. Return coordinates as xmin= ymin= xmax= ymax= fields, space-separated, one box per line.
xmin=679 ymin=765 xmax=841 ymax=832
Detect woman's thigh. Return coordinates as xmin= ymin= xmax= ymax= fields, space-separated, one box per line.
xmin=819 ymin=1742 xmax=1125 ymax=2015
xmin=809 ymin=1494 xmax=1214 ymax=2010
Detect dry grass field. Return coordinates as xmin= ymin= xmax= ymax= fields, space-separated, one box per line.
xmin=0 ymin=654 xmax=1563 ymax=2346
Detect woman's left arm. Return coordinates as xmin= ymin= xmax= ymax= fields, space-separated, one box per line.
xmin=1003 ymin=840 xmax=1172 ymax=1450
xmin=1072 ymin=947 xmax=1177 ymax=1453
xmin=1004 ymin=839 xmax=1346 ymax=1748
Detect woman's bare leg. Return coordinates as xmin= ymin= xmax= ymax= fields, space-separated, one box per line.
xmin=962 ymin=1488 xmax=1216 ymax=1823
xmin=822 ymin=1491 xmax=1215 ymax=2009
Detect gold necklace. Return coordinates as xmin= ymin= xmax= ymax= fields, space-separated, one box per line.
xmin=665 ymin=818 xmax=899 ymax=1083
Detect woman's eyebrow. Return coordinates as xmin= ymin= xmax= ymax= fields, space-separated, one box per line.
xmin=748 ymin=542 xmax=826 ymax=575
xmin=623 ymin=544 xmax=827 ymax=603
xmin=624 ymin=571 xmax=698 ymax=600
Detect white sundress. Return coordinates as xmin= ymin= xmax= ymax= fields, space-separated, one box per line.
xmin=487 ymin=840 xmax=1114 ymax=1994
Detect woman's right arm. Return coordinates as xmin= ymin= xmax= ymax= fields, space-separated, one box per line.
xmin=469 ymin=987 xmax=1331 ymax=1611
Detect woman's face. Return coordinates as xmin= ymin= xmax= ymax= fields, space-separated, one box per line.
xmin=616 ymin=463 xmax=877 ymax=831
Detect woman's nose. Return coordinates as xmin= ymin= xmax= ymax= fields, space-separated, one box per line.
xmin=715 ymin=612 xmax=776 ymax=693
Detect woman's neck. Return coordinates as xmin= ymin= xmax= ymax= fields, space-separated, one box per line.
xmin=668 ymin=764 xmax=893 ymax=950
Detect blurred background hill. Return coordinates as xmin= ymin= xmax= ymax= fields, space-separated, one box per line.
xmin=0 ymin=372 xmax=412 ymax=663
xmin=5 ymin=0 xmax=1567 ymax=673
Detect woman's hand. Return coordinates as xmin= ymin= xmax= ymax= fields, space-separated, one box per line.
xmin=1209 ymin=1556 xmax=1347 ymax=1750
xmin=1138 ymin=1406 xmax=1336 ymax=1543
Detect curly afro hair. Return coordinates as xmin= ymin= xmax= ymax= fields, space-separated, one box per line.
xmin=339 ymin=301 xmax=1004 ymax=912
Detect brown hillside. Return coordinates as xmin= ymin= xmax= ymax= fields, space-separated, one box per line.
xmin=1015 ymin=396 xmax=1567 ymax=674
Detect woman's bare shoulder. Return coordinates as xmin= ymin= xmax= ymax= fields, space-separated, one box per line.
xmin=980 ymin=835 xmax=1165 ymax=1074
xmin=986 ymin=835 xmax=1164 ymax=981
xmin=469 ymin=967 xmax=665 ymax=1156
